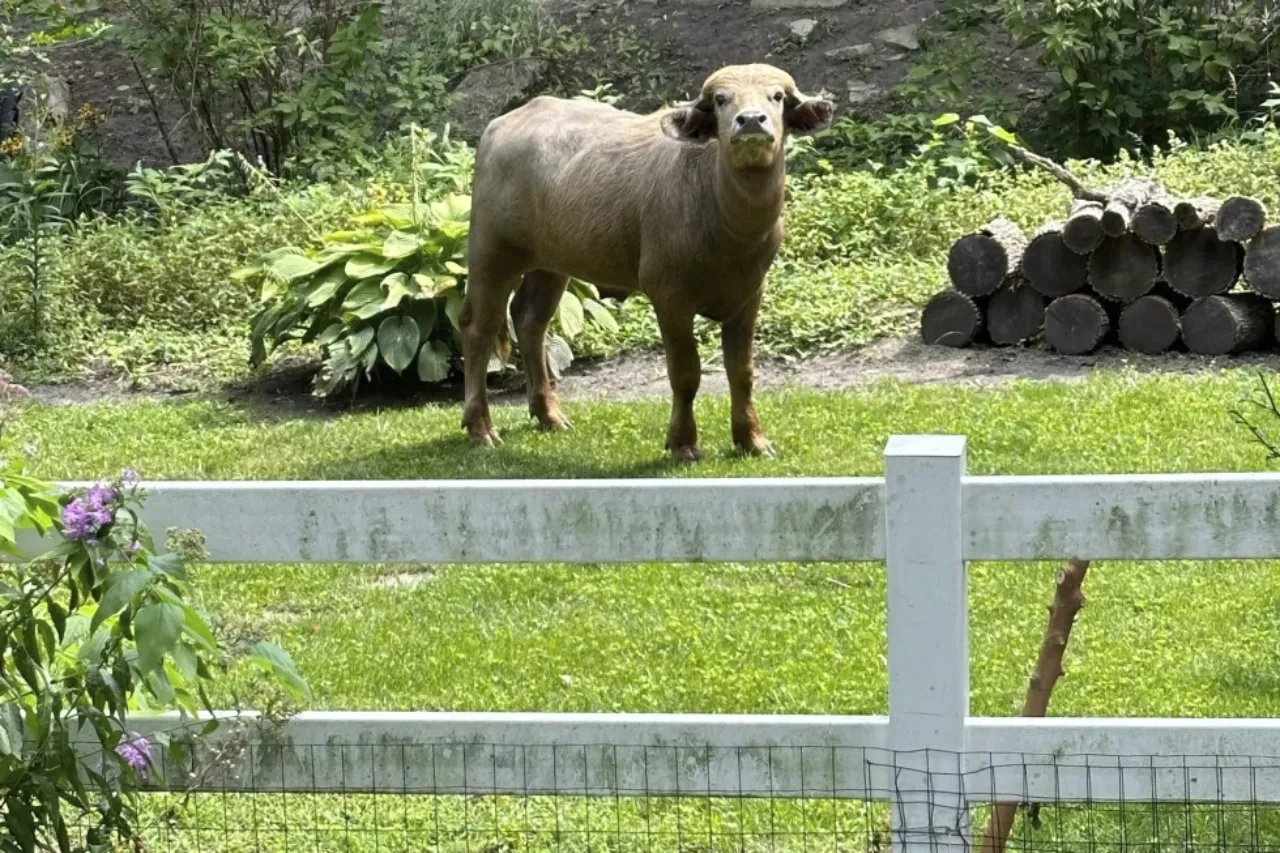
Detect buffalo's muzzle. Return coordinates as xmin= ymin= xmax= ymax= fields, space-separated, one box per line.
xmin=730 ymin=110 xmax=774 ymax=143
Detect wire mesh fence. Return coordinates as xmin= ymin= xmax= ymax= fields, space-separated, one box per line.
xmin=69 ymin=738 xmax=1280 ymax=853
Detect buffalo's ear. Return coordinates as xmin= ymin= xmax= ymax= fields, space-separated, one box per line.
xmin=660 ymin=104 xmax=717 ymax=142
xmin=784 ymin=95 xmax=836 ymax=136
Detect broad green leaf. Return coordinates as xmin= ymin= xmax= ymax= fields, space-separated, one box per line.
xmin=305 ymin=267 xmax=349 ymax=307
xmin=383 ymin=230 xmax=423 ymax=259
xmin=414 ymin=273 xmax=457 ymax=298
xmin=349 ymin=325 xmax=376 ymax=358
xmin=445 ymin=290 xmax=465 ymax=331
xmin=316 ymin=324 xmax=345 ymax=347
xmin=547 ymin=334 xmax=574 ymax=379
xmin=91 ymin=570 xmax=153 ymax=633
xmin=382 ymin=272 xmax=416 ymax=311
xmin=933 ymin=112 xmax=961 ymax=126
xmin=558 ymin=292 xmax=585 ymax=338
xmin=377 ymin=315 xmax=421 ymax=374
xmin=344 ymin=254 xmax=395 ymax=280
xmin=341 ymin=278 xmax=382 ymax=310
xmin=249 ymin=641 xmax=311 ymax=702
xmin=170 ymin=641 xmax=198 ymax=682
xmin=267 ymin=252 xmax=320 ymax=282
xmin=148 ymin=552 xmax=187 ymax=579
xmin=416 ymin=341 xmax=451 ymax=383
xmin=135 ymin=603 xmax=185 ymax=675
xmin=583 ymin=298 xmax=619 ymax=332
xmin=444 ymin=261 xmax=468 ymax=276
xmin=182 ymin=604 xmax=218 ymax=651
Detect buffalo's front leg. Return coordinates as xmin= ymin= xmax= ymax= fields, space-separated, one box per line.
xmin=655 ymin=303 xmax=702 ymax=462
xmin=722 ymin=294 xmax=774 ymax=458
xmin=512 ymin=270 xmax=573 ymax=431
xmin=459 ymin=265 xmax=519 ymax=446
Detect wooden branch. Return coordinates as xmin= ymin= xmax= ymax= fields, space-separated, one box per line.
xmin=1004 ymin=145 xmax=1107 ymax=203
xmin=978 ymin=559 xmax=1090 ymax=853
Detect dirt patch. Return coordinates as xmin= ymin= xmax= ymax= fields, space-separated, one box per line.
xmin=20 ymin=338 xmax=1280 ymax=413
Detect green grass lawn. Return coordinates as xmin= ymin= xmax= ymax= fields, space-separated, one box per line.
xmin=20 ymin=368 xmax=1280 ymax=851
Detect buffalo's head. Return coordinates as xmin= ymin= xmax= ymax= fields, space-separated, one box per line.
xmin=661 ymin=64 xmax=835 ymax=169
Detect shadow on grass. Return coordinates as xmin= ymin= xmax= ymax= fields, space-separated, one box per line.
xmin=290 ymin=427 xmax=680 ymax=481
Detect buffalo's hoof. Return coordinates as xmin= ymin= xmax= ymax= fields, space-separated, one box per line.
xmin=669 ymin=444 xmax=703 ymax=463
xmin=466 ymin=425 xmax=503 ymax=447
xmin=736 ymin=435 xmax=776 ymax=459
xmin=534 ymin=408 xmax=573 ymax=432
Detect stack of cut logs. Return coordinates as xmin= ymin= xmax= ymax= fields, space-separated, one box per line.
xmin=921 ymin=178 xmax=1280 ymax=356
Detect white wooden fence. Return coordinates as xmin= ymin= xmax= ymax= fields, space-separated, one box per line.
xmin=34 ymin=434 xmax=1280 ymax=853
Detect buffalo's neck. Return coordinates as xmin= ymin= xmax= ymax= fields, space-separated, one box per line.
xmin=712 ymin=154 xmax=786 ymax=245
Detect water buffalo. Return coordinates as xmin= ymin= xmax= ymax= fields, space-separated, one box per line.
xmin=459 ymin=64 xmax=835 ymax=461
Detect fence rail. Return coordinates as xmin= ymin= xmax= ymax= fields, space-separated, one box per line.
xmin=30 ymin=434 xmax=1280 ymax=852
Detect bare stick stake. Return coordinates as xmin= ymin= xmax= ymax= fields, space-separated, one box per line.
xmin=978 ymin=559 xmax=1091 ymax=853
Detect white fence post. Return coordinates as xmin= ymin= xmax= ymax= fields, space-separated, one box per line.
xmin=884 ymin=435 xmax=970 ymax=853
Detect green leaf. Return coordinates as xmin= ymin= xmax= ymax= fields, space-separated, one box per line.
xmin=382 ymin=230 xmax=422 ymax=259
xmin=341 ymin=279 xmax=382 ymax=311
xmin=267 ymin=252 xmax=320 ymax=282
xmin=445 ymin=290 xmax=464 ymax=331
xmin=135 ymin=603 xmax=185 ymax=675
xmin=182 ymin=604 xmax=218 ymax=651
xmin=345 ymin=254 xmax=395 ymax=280
xmin=416 ymin=341 xmax=451 ymax=383
xmin=348 ymin=324 xmax=376 ymax=356
xmin=547 ymin=334 xmax=574 ymax=379
xmin=377 ymin=315 xmax=421 ymax=374
xmin=148 ymin=552 xmax=187 ymax=579
xmin=558 ymin=292 xmax=585 ymax=338
xmin=583 ymin=298 xmax=619 ymax=332
xmin=305 ymin=267 xmax=349 ymax=308
xmin=933 ymin=112 xmax=961 ymax=126
xmin=414 ymin=273 xmax=457 ymax=298
xmin=91 ymin=570 xmax=153 ymax=633
xmin=382 ymin=272 xmax=416 ymax=311
xmin=249 ymin=641 xmax=311 ymax=702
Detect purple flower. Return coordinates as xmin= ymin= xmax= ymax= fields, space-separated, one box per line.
xmin=127 ymin=540 xmax=142 ymax=552
xmin=115 ymin=733 xmax=151 ymax=777
xmin=121 ymin=469 xmax=140 ymax=489
xmin=61 ymin=483 xmax=116 ymax=541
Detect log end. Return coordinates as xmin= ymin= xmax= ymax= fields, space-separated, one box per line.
xmin=1118 ymin=295 xmax=1181 ymax=355
xmin=1045 ymin=294 xmax=1110 ymax=355
xmin=948 ymin=234 xmax=1010 ymax=296
xmin=922 ymin=290 xmax=983 ymax=348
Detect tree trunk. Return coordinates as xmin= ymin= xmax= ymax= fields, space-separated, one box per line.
xmin=1217 ymin=195 xmax=1267 ymax=243
xmin=1045 ymin=293 xmax=1110 ymax=355
xmin=1132 ymin=193 xmax=1177 ymax=246
xmin=1181 ymin=293 xmax=1275 ymax=355
xmin=1174 ymin=196 xmax=1221 ymax=231
xmin=1119 ymin=294 xmax=1182 ymax=354
xmin=1087 ymin=234 xmax=1160 ymax=302
xmin=948 ymin=218 xmax=1029 ymax=297
xmin=1101 ymin=178 xmax=1158 ymax=237
xmin=1024 ymin=223 xmax=1089 ymax=298
xmin=1062 ymin=199 xmax=1104 ymax=255
xmin=921 ymin=290 xmax=983 ymax=348
xmin=1243 ymin=225 xmax=1280 ymax=299
xmin=986 ymin=277 xmax=1046 ymax=345
xmin=978 ymin=560 xmax=1090 ymax=853
xmin=1164 ymin=225 xmax=1241 ymax=298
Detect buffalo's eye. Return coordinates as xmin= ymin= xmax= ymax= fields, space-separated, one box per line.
xmin=714 ymin=93 xmax=728 ymax=107
xmin=773 ymin=91 xmax=784 ymax=102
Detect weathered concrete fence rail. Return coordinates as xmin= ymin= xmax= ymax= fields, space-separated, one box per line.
xmin=28 ymin=435 xmax=1280 ymax=852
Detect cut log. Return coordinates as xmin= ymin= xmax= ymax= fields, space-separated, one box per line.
xmin=1101 ymin=178 xmax=1158 ymax=237
xmin=1118 ymin=294 xmax=1182 ymax=354
xmin=1045 ymin=293 xmax=1110 ymax=355
xmin=1062 ymin=199 xmax=1104 ymax=255
xmin=1181 ymin=293 xmax=1275 ymax=355
xmin=1174 ymin=196 xmax=1221 ymax=231
xmin=1243 ymin=225 xmax=1280 ymax=299
xmin=947 ymin=218 xmax=1028 ymax=296
xmin=1024 ymin=222 xmax=1088 ymax=298
xmin=921 ymin=290 xmax=983 ymax=348
xmin=1217 ymin=195 xmax=1267 ymax=243
xmin=986 ymin=277 xmax=1046 ymax=345
xmin=1164 ymin=225 xmax=1241 ymax=298
xmin=1087 ymin=234 xmax=1160 ymax=302
xmin=1132 ymin=193 xmax=1177 ymax=246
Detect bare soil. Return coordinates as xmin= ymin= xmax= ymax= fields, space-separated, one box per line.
xmin=20 ymin=338 xmax=1280 ymax=414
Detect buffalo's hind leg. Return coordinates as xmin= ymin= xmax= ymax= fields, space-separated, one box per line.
xmin=459 ymin=254 xmax=520 ymax=446
xmin=512 ymin=270 xmax=572 ymax=431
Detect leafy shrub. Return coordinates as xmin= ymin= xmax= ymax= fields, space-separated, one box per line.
xmin=993 ymin=0 xmax=1279 ymax=159
xmin=241 ymin=193 xmax=618 ymax=396
xmin=0 ymin=401 xmax=307 ymax=850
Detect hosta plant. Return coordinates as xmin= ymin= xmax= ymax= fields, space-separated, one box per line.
xmin=240 ymin=192 xmax=618 ymax=397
